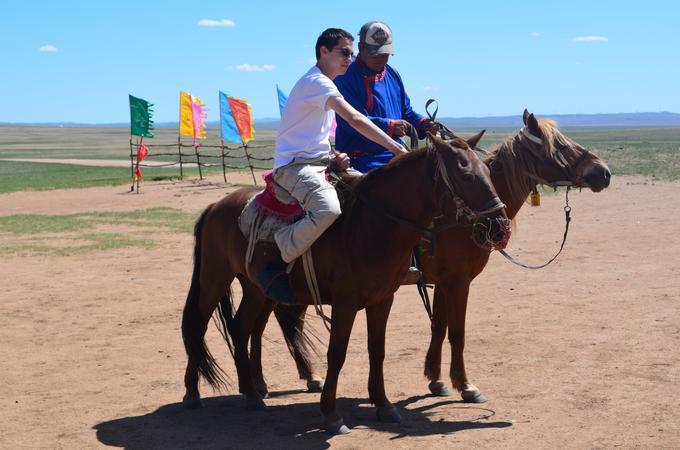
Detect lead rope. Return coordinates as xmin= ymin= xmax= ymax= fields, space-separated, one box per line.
xmin=498 ymin=187 xmax=572 ymax=269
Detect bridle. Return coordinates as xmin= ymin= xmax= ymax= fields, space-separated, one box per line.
xmin=407 ymin=108 xmax=506 ymax=223
xmin=416 ymin=100 xmax=510 ymax=252
xmin=429 ymin=139 xmax=506 ymax=222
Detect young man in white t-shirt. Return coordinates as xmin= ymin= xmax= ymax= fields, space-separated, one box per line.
xmin=256 ymin=28 xmax=407 ymax=305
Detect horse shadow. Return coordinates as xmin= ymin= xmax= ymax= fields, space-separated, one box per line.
xmin=94 ymin=391 xmax=512 ymax=449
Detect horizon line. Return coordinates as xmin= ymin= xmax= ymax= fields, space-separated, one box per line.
xmin=2 ymin=110 xmax=679 ymax=127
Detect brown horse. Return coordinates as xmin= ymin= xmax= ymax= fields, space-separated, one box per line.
xmin=248 ymin=109 xmax=611 ymax=405
xmin=181 ymin=133 xmax=509 ymax=434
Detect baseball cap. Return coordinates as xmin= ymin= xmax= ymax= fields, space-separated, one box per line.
xmin=359 ymin=21 xmax=394 ymax=55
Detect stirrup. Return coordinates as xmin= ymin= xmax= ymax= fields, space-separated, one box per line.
xmin=400 ymin=266 xmax=422 ymax=285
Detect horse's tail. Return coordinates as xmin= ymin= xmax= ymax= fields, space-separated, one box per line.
xmin=181 ymin=204 xmax=229 ymax=390
xmin=274 ymin=305 xmax=322 ymax=380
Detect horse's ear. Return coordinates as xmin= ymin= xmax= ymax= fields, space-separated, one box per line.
xmin=523 ymin=109 xmax=531 ymax=125
xmin=526 ymin=112 xmax=541 ymax=135
xmin=466 ymin=130 xmax=486 ymax=150
xmin=427 ymin=131 xmax=444 ymax=148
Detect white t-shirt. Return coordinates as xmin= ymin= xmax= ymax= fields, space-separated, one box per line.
xmin=274 ymin=66 xmax=342 ymax=168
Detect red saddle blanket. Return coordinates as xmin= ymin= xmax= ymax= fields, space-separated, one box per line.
xmin=253 ymin=170 xmax=304 ymax=222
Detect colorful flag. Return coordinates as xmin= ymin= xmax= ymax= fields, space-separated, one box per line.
xmin=179 ymin=91 xmax=208 ymax=144
xmin=275 ymin=85 xmax=337 ymax=138
xmin=134 ymin=140 xmax=150 ymax=180
xmin=276 ymin=85 xmax=287 ymax=117
xmin=219 ymin=91 xmax=254 ymax=144
xmin=179 ymin=92 xmax=194 ymax=137
xmin=129 ymin=95 xmax=154 ymax=138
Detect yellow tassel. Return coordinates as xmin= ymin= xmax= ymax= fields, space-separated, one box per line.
xmin=530 ymin=188 xmax=541 ymax=207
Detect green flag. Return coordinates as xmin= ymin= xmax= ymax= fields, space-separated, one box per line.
xmin=129 ymin=95 xmax=155 ymax=138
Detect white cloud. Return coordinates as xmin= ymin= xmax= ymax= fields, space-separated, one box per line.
xmin=39 ymin=45 xmax=58 ymax=52
xmin=423 ymin=86 xmax=440 ymax=91
xmin=530 ymin=32 xmax=541 ymax=37
xmin=198 ymin=19 xmax=235 ymax=27
xmin=571 ymin=35 xmax=608 ymax=42
xmin=231 ymin=63 xmax=276 ymax=72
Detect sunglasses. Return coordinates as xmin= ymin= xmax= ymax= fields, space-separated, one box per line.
xmin=335 ymin=48 xmax=354 ymax=59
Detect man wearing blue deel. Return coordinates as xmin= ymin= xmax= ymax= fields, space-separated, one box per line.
xmin=334 ymin=21 xmax=437 ymax=173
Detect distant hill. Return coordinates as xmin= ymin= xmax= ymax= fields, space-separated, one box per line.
xmin=3 ymin=112 xmax=680 ymax=129
xmin=438 ymin=112 xmax=680 ymax=129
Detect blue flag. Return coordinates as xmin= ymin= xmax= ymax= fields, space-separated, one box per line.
xmin=276 ymin=84 xmax=288 ymax=118
xmin=219 ymin=91 xmax=242 ymax=143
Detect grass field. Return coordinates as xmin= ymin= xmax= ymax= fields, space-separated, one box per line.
xmin=0 ymin=207 xmax=196 ymax=256
xmin=1 ymin=124 xmax=679 ymax=193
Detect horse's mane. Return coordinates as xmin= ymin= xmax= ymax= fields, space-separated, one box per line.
xmin=353 ymin=137 xmax=471 ymax=194
xmin=351 ymin=146 xmax=429 ymax=193
xmin=485 ymin=119 xmax=570 ymax=199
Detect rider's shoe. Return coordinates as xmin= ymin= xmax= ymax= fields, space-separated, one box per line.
xmin=255 ymin=254 xmax=298 ymax=305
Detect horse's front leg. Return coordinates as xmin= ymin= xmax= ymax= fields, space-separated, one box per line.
xmin=446 ymin=277 xmax=486 ymax=403
xmin=320 ymin=304 xmax=357 ymax=435
xmin=366 ymin=296 xmax=401 ymax=423
xmin=424 ymin=284 xmax=452 ymax=396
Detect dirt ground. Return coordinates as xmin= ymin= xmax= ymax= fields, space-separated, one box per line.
xmin=1 ymin=174 xmax=678 ymax=449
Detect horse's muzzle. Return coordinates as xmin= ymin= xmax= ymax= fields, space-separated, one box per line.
xmin=582 ymin=163 xmax=611 ymax=192
xmin=472 ymin=216 xmax=511 ymax=251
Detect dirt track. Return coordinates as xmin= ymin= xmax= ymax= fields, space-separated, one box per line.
xmin=1 ymin=174 xmax=678 ymax=448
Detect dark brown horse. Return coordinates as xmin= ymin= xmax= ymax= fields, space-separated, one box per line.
xmin=248 ymin=109 xmax=611 ymax=405
xmin=181 ymin=133 xmax=509 ymax=434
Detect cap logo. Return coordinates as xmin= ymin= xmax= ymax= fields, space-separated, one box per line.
xmin=369 ymin=28 xmax=388 ymax=45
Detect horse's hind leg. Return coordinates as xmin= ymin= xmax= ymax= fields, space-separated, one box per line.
xmin=232 ymin=276 xmax=267 ymax=409
xmin=424 ymin=285 xmax=453 ymax=396
xmin=182 ymin=268 xmax=234 ymax=408
xmin=245 ymin=283 xmax=275 ymax=398
xmin=366 ymin=297 xmax=401 ymax=423
xmin=274 ymin=305 xmax=324 ymax=392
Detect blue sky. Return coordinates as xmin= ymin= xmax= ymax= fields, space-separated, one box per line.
xmin=1 ymin=0 xmax=678 ymax=123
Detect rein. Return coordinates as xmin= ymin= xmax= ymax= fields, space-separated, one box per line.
xmin=329 ymin=140 xmax=505 ymax=256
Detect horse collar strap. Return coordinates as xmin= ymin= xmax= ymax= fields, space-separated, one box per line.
xmin=519 ymin=127 xmax=543 ymax=145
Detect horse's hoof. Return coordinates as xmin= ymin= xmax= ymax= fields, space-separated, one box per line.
xmin=461 ymin=386 xmax=487 ymax=403
xmin=428 ymin=381 xmax=452 ymax=397
xmin=182 ymin=395 xmax=203 ymax=409
xmin=245 ymin=396 xmax=267 ymax=411
xmin=324 ymin=417 xmax=351 ymax=435
xmin=255 ymin=383 xmax=269 ymax=399
xmin=376 ymin=405 xmax=402 ymax=423
xmin=307 ymin=379 xmax=324 ymax=393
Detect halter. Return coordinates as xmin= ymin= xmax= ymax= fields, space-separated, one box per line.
xmin=517 ymin=126 xmax=594 ymax=188
xmin=497 ymin=124 xmax=590 ymax=270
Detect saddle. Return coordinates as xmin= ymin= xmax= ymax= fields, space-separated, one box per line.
xmin=238 ymin=169 xmax=358 ymax=243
